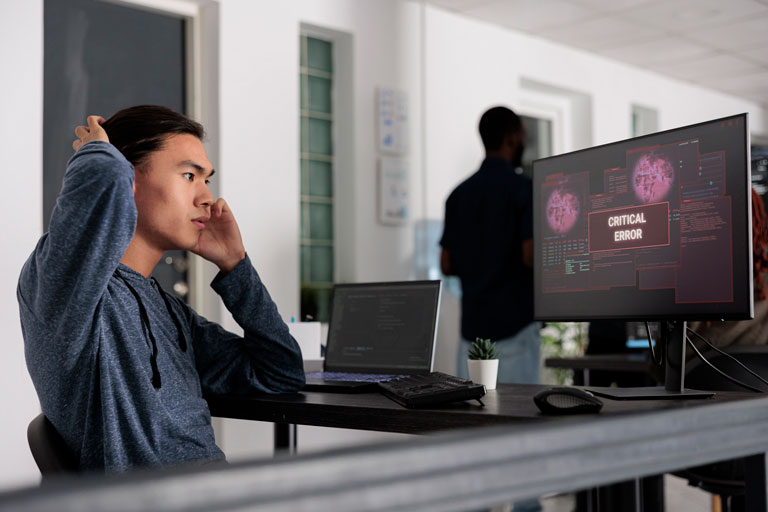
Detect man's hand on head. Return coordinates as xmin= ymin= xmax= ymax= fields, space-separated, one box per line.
xmin=192 ymin=198 xmax=246 ymax=274
xmin=72 ymin=115 xmax=109 ymax=152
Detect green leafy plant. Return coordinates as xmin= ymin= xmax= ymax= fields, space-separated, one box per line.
xmin=468 ymin=338 xmax=498 ymax=360
xmin=540 ymin=322 xmax=589 ymax=385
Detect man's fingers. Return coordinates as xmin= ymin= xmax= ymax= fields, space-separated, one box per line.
xmin=213 ymin=198 xmax=229 ymax=217
xmin=72 ymin=115 xmax=108 ymax=152
xmin=86 ymin=116 xmax=105 ymax=130
xmin=75 ymin=115 xmax=110 ymax=145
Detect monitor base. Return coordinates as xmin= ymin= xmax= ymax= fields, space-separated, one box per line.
xmin=587 ymin=386 xmax=714 ymax=400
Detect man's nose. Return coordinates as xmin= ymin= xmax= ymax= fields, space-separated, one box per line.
xmin=197 ymin=185 xmax=214 ymax=208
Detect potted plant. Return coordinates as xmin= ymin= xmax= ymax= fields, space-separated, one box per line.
xmin=467 ymin=337 xmax=499 ymax=390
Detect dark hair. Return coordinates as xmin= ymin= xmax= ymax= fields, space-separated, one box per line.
xmin=478 ymin=106 xmax=522 ymax=151
xmin=101 ymin=105 xmax=204 ymax=168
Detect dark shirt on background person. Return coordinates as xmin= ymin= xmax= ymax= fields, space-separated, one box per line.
xmin=440 ymin=106 xmax=540 ymax=401
xmin=440 ymin=156 xmax=534 ymax=341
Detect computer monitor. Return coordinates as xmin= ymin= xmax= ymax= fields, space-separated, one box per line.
xmin=533 ymin=113 xmax=753 ymax=398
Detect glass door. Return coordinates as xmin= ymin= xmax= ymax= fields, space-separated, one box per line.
xmin=520 ymin=115 xmax=554 ymax=178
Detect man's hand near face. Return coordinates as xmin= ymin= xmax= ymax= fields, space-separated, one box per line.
xmin=73 ymin=116 xmax=109 ymax=151
xmin=192 ymin=198 xmax=246 ymax=274
xmin=73 ymin=115 xmax=245 ymax=277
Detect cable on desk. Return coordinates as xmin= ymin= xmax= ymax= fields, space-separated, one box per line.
xmin=685 ymin=335 xmax=764 ymax=393
xmin=687 ymin=328 xmax=768 ymax=388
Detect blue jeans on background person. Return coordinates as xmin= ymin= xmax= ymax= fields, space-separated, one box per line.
xmin=456 ymin=321 xmax=542 ymax=512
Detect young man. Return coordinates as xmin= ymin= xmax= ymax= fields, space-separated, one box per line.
xmin=440 ymin=106 xmax=539 ymax=386
xmin=18 ymin=106 xmax=305 ymax=473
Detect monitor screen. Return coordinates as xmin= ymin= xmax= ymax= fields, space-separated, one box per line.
xmin=533 ymin=114 xmax=753 ymax=321
xmin=325 ymin=281 xmax=441 ymax=372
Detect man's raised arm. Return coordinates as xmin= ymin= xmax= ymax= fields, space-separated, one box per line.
xmin=18 ymin=116 xmax=137 ymax=347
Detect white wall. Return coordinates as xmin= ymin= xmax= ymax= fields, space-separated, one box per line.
xmin=215 ymin=0 xmax=426 ymax=460
xmin=423 ymin=5 xmax=768 ymax=219
xmin=0 ymin=0 xmax=44 ymax=491
xmin=218 ymin=0 xmax=424 ymax=312
xmin=2 ymin=0 xmax=768 ymax=490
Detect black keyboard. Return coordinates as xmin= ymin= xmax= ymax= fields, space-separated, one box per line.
xmin=377 ymin=372 xmax=486 ymax=408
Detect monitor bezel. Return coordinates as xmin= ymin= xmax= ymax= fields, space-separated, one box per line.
xmin=532 ymin=113 xmax=753 ymax=322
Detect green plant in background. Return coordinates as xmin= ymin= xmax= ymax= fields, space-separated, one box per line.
xmin=540 ymin=322 xmax=589 ymax=385
xmin=468 ymin=338 xmax=498 ymax=360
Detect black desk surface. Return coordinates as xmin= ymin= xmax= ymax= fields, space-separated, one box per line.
xmin=205 ymin=383 xmax=760 ymax=435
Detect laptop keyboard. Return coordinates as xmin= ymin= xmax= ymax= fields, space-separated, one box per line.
xmin=307 ymin=372 xmax=400 ymax=383
xmin=377 ymin=372 xmax=486 ymax=408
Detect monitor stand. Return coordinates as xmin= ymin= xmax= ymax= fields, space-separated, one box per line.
xmin=586 ymin=320 xmax=714 ymax=400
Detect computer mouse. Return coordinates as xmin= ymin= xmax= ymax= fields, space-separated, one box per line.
xmin=533 ymin=387 xmax=604 ymax=415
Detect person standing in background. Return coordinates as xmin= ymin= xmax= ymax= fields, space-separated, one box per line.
xmin=440 ymin=106 xmax=539 ymax=386
xmin=441 ymin=105 xmax=541 ymax=512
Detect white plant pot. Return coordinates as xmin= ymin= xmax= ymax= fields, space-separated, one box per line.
xmin=467 ymin=359 xmax=499 ymax=390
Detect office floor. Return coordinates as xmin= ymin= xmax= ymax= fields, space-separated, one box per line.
xmin=535 ymin=475 xmax=710 ymax=512
xmin=663 ymin=475 xmax=711 ymax=511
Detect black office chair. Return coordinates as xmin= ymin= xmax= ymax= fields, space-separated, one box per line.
xmin=27 ymin=413 xmax=79 ymax=477
xmin=678 ymin=345 xmax=768 ymax=512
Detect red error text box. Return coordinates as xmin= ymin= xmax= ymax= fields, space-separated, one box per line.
xmin=589 ymin=202 xmax=670 ymax=252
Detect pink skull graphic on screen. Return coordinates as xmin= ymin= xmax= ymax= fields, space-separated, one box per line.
xmin=632 ymin=153 xmax=674 ymax=204
xmin=546 ymin=188 xmax=580 ymax=234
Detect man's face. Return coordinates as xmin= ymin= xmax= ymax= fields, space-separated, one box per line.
xmin=500 ymin=129 xmax=525 ymax=168
xmin=132 ymin=133 xmax=215 ymax=253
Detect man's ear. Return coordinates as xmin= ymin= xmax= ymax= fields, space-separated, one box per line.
xmin=132 ymin=166 xmax=142 ymax=195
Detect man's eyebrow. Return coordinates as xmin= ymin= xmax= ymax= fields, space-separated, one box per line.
xmin=178 ymin=160 xmax=216 ymax=178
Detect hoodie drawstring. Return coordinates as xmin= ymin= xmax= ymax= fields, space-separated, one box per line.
xmin=114 ymin=270 xmax=188 ymax=389
xmin=151 ymin=276 xmax=187 ymax=352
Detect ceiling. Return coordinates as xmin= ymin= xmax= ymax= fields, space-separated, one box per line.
xmin=425 ymin=0 xmax=768 ymax=108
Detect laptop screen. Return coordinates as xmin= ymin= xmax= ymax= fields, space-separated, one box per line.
xmin=324 ymin=281 xmax=441 ymax=374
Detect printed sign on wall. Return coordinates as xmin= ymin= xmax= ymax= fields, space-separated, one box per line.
xmin=377 ymin=87 xmax=409 ymax=155
xmin=379 ymin=157 xmax=409 ymax=225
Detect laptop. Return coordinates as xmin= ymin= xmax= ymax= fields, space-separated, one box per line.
xmin=303 ymin=280 xmax=442 ymax=392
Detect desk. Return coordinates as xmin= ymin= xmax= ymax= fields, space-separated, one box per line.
xmin=206 ymin=384 xmax=768 ymax=511
xmin=4 ymin=386 xmax=768 ymax=512
xmin=545 ymin=355 xmax=659 ymax=509
xmin=206 ymin=382 xmax=715 ymax=434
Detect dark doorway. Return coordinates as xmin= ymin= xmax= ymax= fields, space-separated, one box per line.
xmin=44 ymin=0 xmax=189 ymax=299
xmin=520 ymin=114 xmax=554 ymax=179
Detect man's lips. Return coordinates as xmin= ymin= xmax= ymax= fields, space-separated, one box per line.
xmin=192 ymin=216 xmax=209 ymax=229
